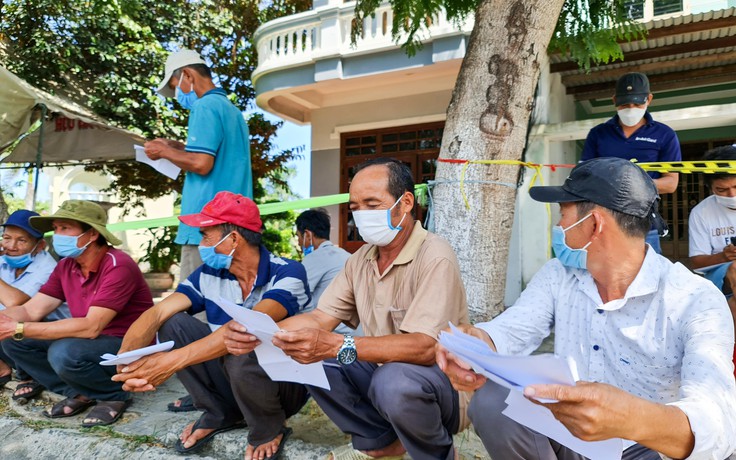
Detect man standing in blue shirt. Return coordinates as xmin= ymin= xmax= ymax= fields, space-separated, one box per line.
xmin=145 ymin=49 xmax=253 ymax=281
xmin=581 ymin=72 xmax=681 ymax=253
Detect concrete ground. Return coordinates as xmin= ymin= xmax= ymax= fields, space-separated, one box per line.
xmin=0 ymin=376 xmax=491 ymax=460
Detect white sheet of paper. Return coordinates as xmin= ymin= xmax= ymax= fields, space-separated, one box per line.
xmin=99 ymin=341 xmax=175 ymax=366
xmin=503 ymin=390 xmax=623 ymax=460
xmin=134 ymin=144 xmax=181 ymax=180
xmin=216 ymin=297 xmax=330 ymax=390
xmin=439 ymin=323 xmax=623 ymax=460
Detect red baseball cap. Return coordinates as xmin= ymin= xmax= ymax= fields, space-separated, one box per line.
xmin=178 ymin=191 xmax=262 ymax=233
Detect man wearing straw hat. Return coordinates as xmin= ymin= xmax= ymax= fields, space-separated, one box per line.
xmin=0 ymin=200 xmax=153 ymax=428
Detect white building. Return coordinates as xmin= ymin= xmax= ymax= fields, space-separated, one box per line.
xmin=253 ymin=0 xmax=736 ymax=303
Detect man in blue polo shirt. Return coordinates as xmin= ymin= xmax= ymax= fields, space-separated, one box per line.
xmin=0 ymin=210 xmax=69 ymax=390
xmin=144 ymin=49 xmax=253 ymax=281
xmin=113 ymin=192 xmax=310 ymax=455
xmin=581 ymin=72 xmax=681 ymax=253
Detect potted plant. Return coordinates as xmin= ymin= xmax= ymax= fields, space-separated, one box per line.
xmin=139 ymin=226 xmax=181 ymax=292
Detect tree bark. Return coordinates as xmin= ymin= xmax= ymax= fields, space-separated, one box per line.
xmin=434 ymin=0 xmax=565 ymax=322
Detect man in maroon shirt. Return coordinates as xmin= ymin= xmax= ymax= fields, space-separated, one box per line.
xmin=0 ymin=200 xmax=153 ymax=427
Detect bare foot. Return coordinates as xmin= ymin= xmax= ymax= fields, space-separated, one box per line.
xmin=362 ymin=439 xmax=406 ymax=458
xmin=0 ymin=359 xmax=12 ymax=377
xmin=179 ymin=421 xmax=216 ymax=450
xmin=13 ymin=380 xmax=36 ymax=397
xmin=244 ymin=429 xmax=287 ymax=460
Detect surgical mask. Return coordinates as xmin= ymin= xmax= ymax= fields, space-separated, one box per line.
xmin=617 ymin=107 xmax=647 ymax=127
xmin=302 ymin=233 xmax=314 ymax=256
xmin=198 ymin=232 xmax=235 ymax=270
xmin=715 ymin=195 xmax=736 ymax=210
xmin=175 ymin=75 xmax=198 ymax=110
xmin=53 ymin=232 xmax=92 ymax=258
xmin=551 ymin=213 xmax=593 ymax=270
xmin=3 ymin=241 xmax=38 ymax=268
xmin=352 ymin=196 xmax=407 ymax=247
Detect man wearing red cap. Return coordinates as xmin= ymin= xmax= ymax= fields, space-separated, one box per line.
xmin=113 ymin=191 xmax=310 ymax=456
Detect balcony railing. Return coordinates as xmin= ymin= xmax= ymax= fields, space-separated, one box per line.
xmin=253 ymin=2 xmax=474 ymax=77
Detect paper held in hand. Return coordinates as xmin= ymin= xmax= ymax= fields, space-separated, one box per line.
xmin=439 ymin=323 xmax=624 ymax=460
xmin=134 ymin=144 xmax=181 ymax=180
xmin=215 ymin=296 xmax=331 ymax=390
xmin=99 ymin=341 xmax=175 ymax=366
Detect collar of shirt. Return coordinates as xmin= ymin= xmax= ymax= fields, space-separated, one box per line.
xmin=364 ymin=221 xmax=427 ymax=266
xmin=71 ymin=245 xmax=110 ymax=279
xmin=315 ymin=241 xmax=334 ymax=252
xmin=574 ymin=246 xmax=660 ymax=311
xmin=253 ymin=245 xmax=272 ymax=288
xmin=203 ymin=88 xmax=227 ymax=98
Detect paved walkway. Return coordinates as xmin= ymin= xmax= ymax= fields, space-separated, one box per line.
xmin=0 ymin=376 xmax=491 ymax=460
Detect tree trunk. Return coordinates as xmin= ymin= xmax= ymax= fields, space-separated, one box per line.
xmin=434 ymin=0 xmax=565 ymax=322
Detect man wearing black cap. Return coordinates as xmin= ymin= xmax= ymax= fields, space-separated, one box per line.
xmin=581 ymin=72 xmax=681 ymax=254
xmin=437 ymin=158 xmax=736 ymax=459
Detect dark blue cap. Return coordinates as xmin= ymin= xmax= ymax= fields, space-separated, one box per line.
xmin=3 ymin=210 xmax=43 ymax=239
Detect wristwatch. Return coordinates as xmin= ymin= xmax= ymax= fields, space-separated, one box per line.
xmin=12 ymin=322 xmax=24 ymax=341
xmin=336 ymin=335 xmax=357 ymax=365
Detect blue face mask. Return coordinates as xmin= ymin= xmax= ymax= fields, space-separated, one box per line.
xmin=198 ymin=233 xmax=235 ymax=270
xmin=3 ymin=242 xmax=38 ymax=269
xmin=302 ymin=232 xmax=314 ymax=256
xmin=175 ymin=74 xmax=198 ymax=110
xmin=53 ymin=231 xmax=92 ymax=258
xmin=551 ymin=213 xmax=593 ymax=270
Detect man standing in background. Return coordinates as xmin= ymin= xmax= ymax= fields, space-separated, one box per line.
xmin=581 ymin=72 xmax=681 ymax=253
xmin=145 ymin=49 xmax=253 ymax=281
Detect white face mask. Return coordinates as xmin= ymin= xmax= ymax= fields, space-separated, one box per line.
xmin=352 ymin=195 xmax=408 ymax=246
xmin=617 ymin=107 xmax=647 ymax=127
xmin=715 ymin=195 xmax=736 ymax=210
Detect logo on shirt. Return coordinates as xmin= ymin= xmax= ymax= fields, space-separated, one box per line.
xmin=635 ymin=137 xmax=657 ymax=143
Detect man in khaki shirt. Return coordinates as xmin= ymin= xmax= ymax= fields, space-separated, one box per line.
xmin=224 ymin=158 xmax=469 ymax=460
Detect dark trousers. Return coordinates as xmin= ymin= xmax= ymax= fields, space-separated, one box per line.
xmin=308 ymin=360 xmax=460 ymax=460
xmin=2 ymin=335 xmax=128 ymax=401
xmin=0 ymin=340 xmax=29 ymax=380
xmin=469 ymin=380 xmax=661 ymax=460
xmin=159 ymin=313 xmax=309 ymax=444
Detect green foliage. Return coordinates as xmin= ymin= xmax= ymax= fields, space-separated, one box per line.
xmin=550 ymin=0 xmax=646 ymax=70
xmin=138 ymin=226 xmax=181 ymax=273
xmin=352 ymin=0 xmax=646 ymax=68
xmin=0 ymin=0 xmax=310 ymax=212
xmin=258 ymin=169 xmax=302 ymax=259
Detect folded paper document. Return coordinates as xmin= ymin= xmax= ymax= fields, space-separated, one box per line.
xmin=216 ymin=297 xmax=330 ymax=390
xmin=439 ymin=323 xmax=623 ymax=460
xmin=100 ymin=341 xmax=175 ymax=366
xmin=134 ymin=144 xmax=181 ymax=180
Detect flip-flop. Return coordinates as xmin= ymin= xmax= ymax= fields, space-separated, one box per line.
xmin=167 ymin=394 xmax=197 ymax=412
xmin=43 ymin=397 xmax=96 ymax=418
xmin=249 ymin=426 xmax=293 ymax=460
xmin=12 ymin=380 xmax=45 ymax=405
xmin=174 ymin=417 xmax=247 ymax=454
xmin=0 ymin=373 xmax=11 ymax=388
xmin=81 ymin=399 xmax=132 ymax=427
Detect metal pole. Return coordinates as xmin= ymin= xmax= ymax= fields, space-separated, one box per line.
xmin=32 ymin=105 xmax=47 ymax=211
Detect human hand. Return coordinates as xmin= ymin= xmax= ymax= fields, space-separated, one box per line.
xmin=524 ymin=381 xmax=636 ymax=442
xmin=723 ymin=244 xmax=736 ymax=261
xmin=436 ymin=324 xmax=493 ymax=392
xmin=143 ymin=139 xmax=170 ymax=160
xmin=111 ymin=352 xmax=176 ymax=392
xmin=223 ymin=320 xmax=260 ymax=356
xmin=272 ymin=328 xmax=342 ymax=364
xmin=0 ymin=314 xmax=18 ymax=341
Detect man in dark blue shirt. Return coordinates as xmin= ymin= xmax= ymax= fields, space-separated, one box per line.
xmin=581 ymin=72 xmax=681 ymax=253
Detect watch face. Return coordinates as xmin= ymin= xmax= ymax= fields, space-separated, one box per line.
xmin=12 ymin=333 xmax=22 ymax=341
xmin=338 ymin=347 xmax=357 ymax=365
